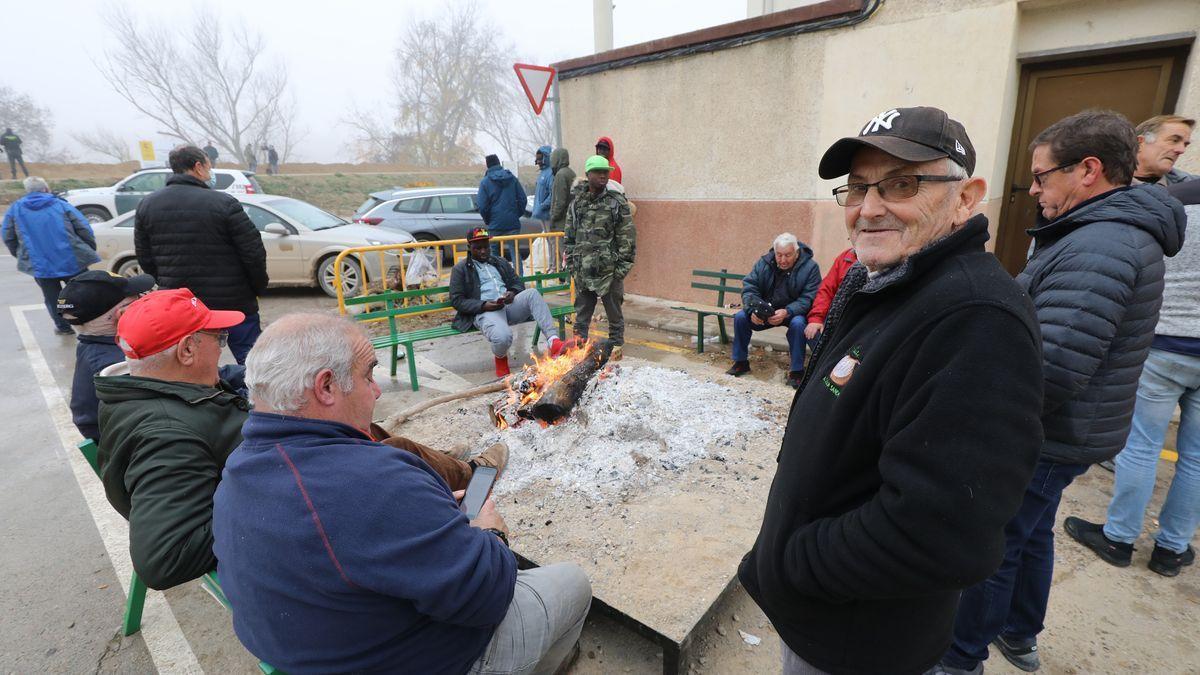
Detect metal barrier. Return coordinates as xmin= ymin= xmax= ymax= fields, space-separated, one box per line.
xmin=333 ymin=231 xmax=571 ymax=319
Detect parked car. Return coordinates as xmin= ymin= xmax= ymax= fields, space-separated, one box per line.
xmin=352 ymin=187 xmax=541 ymax=257
xmin=93 ymin=194 xmax=416 ymax=298
xmin=63 ymin=168 xmax=264 ymax=223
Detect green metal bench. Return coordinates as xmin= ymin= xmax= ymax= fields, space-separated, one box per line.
xmin=347 ymin=270 xmax=575 ymax=391
xmin=669 ymin=269 xmax=744 ymax=353
xmin=76 ymin=439 xmax=281 ymax=674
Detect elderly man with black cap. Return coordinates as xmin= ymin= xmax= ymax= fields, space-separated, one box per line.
xmin=737 ymin=107 xmax=1044 ymax=675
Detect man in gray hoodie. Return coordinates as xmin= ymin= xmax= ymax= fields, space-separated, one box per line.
xmin=548 ymin=148 xmax=576 ymax=232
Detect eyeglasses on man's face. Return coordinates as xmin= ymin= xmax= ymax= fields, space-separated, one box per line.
xmin=195 ymin=330 xmax=229 ymax=348
xmin=832 ymin=175 xmax=963 ymax=207
xmin=1031 ymin=162 xmax=1079 ymax=187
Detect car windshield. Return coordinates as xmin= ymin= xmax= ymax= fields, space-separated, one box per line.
xmin=354 ymin=197 xmax=383 ymax=217
xmin=265 ymin=199 xmax=345 ymax=231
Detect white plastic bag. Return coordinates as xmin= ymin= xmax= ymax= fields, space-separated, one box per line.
xmin=528 ymin=236 xmax=552 ymax=275
xmin=404 ymin=251 xmax=439 ymax=287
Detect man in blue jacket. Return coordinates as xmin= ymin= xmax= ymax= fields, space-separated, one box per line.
xmin=531 ymin=145 xmax=553 ymax=227
xmin=214 ymin=313 xmax=591 ymax=674
xmin=2 ymin=176 xmax=100 ymax=334
xmin=476 ymin=154 xmax=527 ymax=266
xmin=726 ymin=233 xmax=821 ymax=388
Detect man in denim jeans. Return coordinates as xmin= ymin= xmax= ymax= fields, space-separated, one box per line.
xmin=1064 ymin=178 xmax=1200 ymax=578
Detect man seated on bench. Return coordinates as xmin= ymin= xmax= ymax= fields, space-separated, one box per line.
xmin=214 ymin=313 xmax=592 ymax=674
xmin=96 ymin=291 xmax=498 ymax=590
xmin=726 ymin=233 xmax=821 ymax=388
xmin=450 ymin=227 xmax=574 ymax=377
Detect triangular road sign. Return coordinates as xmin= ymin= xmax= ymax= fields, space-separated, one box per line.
xmin=513 ymin=63 xmax=556 ymax=116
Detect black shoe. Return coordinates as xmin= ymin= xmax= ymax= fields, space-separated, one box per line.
xmin=925 ymin=662 xmax=982 ymax=675
xmin=993 ymin=634 xmax=1041 ymax=672
xmin=725 ymin=361 xmax=750 ymax=377
xmin=1149 ymin=544 xmax=1196 ymax=577
xmin=1063 ymin=517 xmax=1132 ymax=567
xmin=785 ymin=371 xmax=803 ymax=389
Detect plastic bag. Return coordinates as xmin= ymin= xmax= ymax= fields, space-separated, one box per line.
xmin=404 ymin=251 xmax=439 ymax=287
xmin=528 ymin=236 xmax=552 ymax=275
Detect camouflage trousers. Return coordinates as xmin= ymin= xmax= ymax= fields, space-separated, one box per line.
xmin=573 ymin=277 xmax=624 ymax=346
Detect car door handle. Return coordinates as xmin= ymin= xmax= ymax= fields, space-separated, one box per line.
xmin=433 ymin=216 xmax=447 ymax=220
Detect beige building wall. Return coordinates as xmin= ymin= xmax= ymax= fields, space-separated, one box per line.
xmin=558 ymin=0 xmax=1199 ymax=303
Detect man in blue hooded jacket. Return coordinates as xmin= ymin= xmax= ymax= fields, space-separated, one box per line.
xmin=726 ymin=233 xmax=821 ymax=388
xmin=2 ymin=176 xmax=100 ymax=334
xmin=532 ymin=145 xmax=553 ymax=225
xmin=476 ymin=154 xmax=528 ymax=265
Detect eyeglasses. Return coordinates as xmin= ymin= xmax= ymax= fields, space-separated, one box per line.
xmin=832 ymin=175 xmax=963 ymax=207
xmin=1032 ymin=162 xmax=1078 ymax=187
xmin=195 ymin=330 xmax=229 ymax=348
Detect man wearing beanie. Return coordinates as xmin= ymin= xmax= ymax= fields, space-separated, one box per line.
xmin=476 ymin=153 xmax=528 ymax=266
xmin=56 ymin=271 xmax=156 ymax=441
xmin=737 ymin=107 xmax=1043 ymax=674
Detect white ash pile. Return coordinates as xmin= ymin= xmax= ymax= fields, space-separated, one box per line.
xmin=480 ymin=364 xmax=775 ymax=497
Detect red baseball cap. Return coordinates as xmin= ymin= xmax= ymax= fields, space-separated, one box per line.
xmin=117 ymin=289 xmax=244 ymax=359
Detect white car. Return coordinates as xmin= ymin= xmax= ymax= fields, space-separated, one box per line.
xmin=64 ymin=168 xmax=264 ymax=223
xmin=92 ymin=194 xmax=417 ymax=298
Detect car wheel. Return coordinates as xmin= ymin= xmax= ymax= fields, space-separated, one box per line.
xmin=79 ymin=206 xmax=112 ymax=224
xmin=415 ymin=233 xmax=453 ymax=265
xmin=317 ymin=255 xmax=363 ymax=298
xmin=116 ymin=258 xmax=143 ymax=277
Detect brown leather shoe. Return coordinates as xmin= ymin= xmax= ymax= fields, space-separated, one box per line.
xmin=471 ymin=442 xmax=509 ymax=478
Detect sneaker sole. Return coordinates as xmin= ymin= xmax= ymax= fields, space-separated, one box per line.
xmin=1148 ymin=560 xmax=1181 ymax=577
xmin=1064 ymin=518 xmax=1132 ymax=568
xmin=992 ymin=639 xmax=1040 ymax=672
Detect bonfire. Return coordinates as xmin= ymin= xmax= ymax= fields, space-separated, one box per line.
xmin=489 ymin=339 xmax=617 ymax=429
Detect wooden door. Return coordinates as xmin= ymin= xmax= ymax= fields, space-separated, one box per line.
xmin=995 ymin=53 xmax=1184 ymax=274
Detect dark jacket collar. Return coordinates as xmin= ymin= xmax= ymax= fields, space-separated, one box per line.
xmin=242 ymin=411 xmax=372 ymax=443
xmin=165 ymin=173 xmax=211 ymax=189
xmin=77 ymin=333 xmax=119 ymax=345
xmin=1026 ymin=184 xmax=1185 ymax=256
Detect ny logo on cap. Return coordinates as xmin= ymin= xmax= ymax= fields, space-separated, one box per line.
xmin=862 ymin=109 xmax=901 ymax=135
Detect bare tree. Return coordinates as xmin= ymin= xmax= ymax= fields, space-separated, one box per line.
xmin=479 ymin=77 xmax=556 ymax=165
xmin=70 ymin=127 xmax=132 ymax=162
xmin=0 ymin=85 xmax=54 ymax=160
xmin=96 ymin=4 xmax=303 ymax=163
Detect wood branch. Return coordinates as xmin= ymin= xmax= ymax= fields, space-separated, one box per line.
xmin=377 ymin=381 xmax=508 ymax=434
xmin=523 ymin=341 xmax=615 ymax=424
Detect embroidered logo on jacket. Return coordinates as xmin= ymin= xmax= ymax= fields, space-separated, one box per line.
xmin=823 ymin=345 xmax=863 ymax=397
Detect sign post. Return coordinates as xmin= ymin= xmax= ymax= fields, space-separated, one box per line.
xmin=513 ymin=62 xmax=562 ymax=149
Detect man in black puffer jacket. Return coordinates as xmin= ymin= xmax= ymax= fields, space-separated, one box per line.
xmin=135 ymin=145 xmax=268 ymax=364
xmin=942 ymin=110 xmax=1186 ymax=674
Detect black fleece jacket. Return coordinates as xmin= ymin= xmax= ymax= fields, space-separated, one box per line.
xmin=738 ymin=216 xmax=1044 ymax=675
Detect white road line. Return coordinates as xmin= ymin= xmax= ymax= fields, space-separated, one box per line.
xmin=11 ymin=305 xmax=202 ymax=674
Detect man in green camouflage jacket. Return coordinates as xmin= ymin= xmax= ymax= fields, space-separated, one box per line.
xmin=565 ymin=155 xmax=636 ymax=349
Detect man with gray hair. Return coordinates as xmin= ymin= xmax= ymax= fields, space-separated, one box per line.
xmin=726 ymin=232 xmax=821 ymax=388
xmin=1133 ymin=114 xmax=1195 ymax=186
xmin=2 ymin=176 xmax=100 ymax=334
xmin=214 ymin=313 xmax=591 ymax=674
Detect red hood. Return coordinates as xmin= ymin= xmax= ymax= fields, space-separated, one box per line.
xmin=596 ymin=136 xmax=617 ymax=160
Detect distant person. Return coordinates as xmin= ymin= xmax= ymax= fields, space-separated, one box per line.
xmin=244 ymin=143 xmax=257 ymax=173
xmin=450 ymin=228 xmax=575 ymax=377
xmin=2 ymin=176 xmax=100 ymax=334
xmin=725 ymin=233 xmax=821 ymax=389
xmin=1063 ymin=177 xmax=1200 ymax=579
xmin=203 ymin=141 xmax=219 ymax=166
xmin=594 ymin=136 xmax=622 ymax=183
xmin=134 ymin=145 xmax=268 ymax=364
xmin=1 ymin=127 xmax=29 ymax=179
xmin=1133 ymin=114 xmax=1195 ymax=185
xmin=548 ymin=148 xmax=576 ymax=232
xmin=213 ymin=313 xmax=590 ymax=674
xmin=531 ymin=145 xmax=553 ymax=228
xmin=476 ymin=154 xmax=527 ymax=265
xmin=565 ymin=155 xmax=635 ymax=357
xmin=56 ymin=271 xmax=156 ymax=441
xmin=267 ymin=145 xmax=279 ymax=175
xmin=942 ymin=109 xmax=1185 ymax=674
xmin=804 ymin=247 xmax=858 ymax=342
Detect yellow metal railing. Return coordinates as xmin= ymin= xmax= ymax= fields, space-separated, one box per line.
xmin=333 ymin=231 xmax=571 ymax=318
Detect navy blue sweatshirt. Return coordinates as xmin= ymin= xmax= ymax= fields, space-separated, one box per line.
xmin=213 ymin=413 xmax=516 ymax=674
xmin=71 ymin=334 xmax=125 ymax=441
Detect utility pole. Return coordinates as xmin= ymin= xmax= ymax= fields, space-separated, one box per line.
xmin=594 ymin=0 xmax=613 ymax=53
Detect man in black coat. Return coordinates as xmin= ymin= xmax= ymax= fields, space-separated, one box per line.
xmin=134 ymin=145 xmax=268 ymax=364
xmin=737 ymin=106 xmax=1044 ymax=675
xmin=942 ymin=110 xmax=1186 ymax=673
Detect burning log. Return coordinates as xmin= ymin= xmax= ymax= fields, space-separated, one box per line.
xmin=520 ymin=340 xmax=615 ymax=424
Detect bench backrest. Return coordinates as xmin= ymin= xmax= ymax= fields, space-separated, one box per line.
xmin=691 ymin=269 xmax=744 ymax=307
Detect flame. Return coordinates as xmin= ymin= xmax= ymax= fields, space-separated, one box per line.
xmin=491 ymin=339 xmax=595 ymax=428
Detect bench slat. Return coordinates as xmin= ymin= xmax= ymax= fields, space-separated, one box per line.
xmin=671 ymin=302 xmax=738 ymax=316
xmin=692 ymin=269 xmax=744 ymax=280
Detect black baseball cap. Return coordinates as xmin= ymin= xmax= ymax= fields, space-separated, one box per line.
xmin=818 ymin=106 xmax=976 ymax=179
xmin=57 ymin=271 xmax=156 ymax=325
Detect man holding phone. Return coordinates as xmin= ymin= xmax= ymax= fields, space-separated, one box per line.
xmin=214 ymin=313 xmax=591 ymax=675
xmin=450 ymin=227 xmax=574 ymax=377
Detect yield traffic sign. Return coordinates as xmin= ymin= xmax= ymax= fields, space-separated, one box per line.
xmin=513 ymin=63 xmax=556 ymax=115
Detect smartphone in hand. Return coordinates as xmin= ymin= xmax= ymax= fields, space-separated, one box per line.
xmin=460 ymin=466 xmax=498 ymax=520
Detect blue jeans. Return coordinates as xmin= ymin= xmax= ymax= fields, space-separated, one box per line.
xmin=1104 ymin=348 xmax=1200 ymax=554
xmin=943 ymin=458 xmax=1090 ymax=669
xmin=226 ymin=313 xmax=262 ymax=365
xmin=731 ymin=310 xmax=807 ymax=373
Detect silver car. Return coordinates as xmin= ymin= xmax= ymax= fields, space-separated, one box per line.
xmin=93 ymin=194 xmax=416 ymax=298
xmin=353 ymin=187 xmax=542 ymax=255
